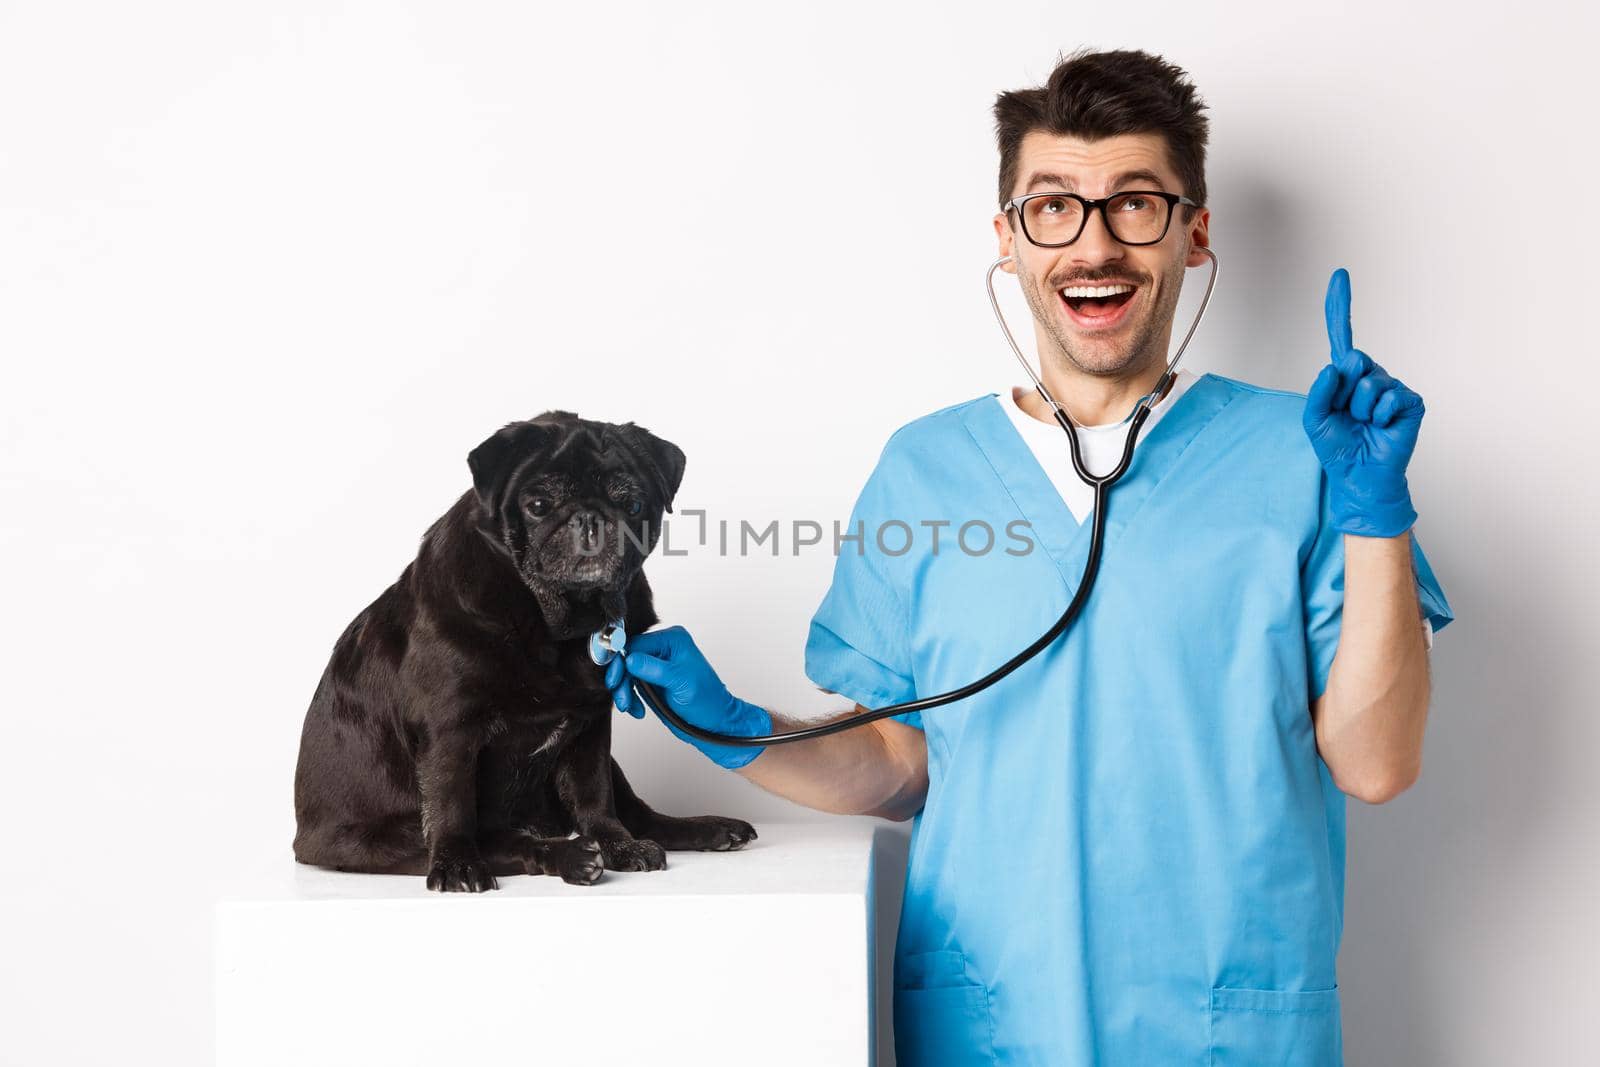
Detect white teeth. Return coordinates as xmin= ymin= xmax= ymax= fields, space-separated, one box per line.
xmin=1059 ymin=284 xmax=1135 ymax=298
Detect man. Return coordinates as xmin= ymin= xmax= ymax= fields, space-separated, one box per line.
xmin=607 ymin=48 xmax=1452 ymax=1066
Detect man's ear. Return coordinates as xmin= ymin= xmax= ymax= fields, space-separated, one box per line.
xmin=993 ymin=212 xmax=1018 ymax=275
xmin=1184 ymin=207 xmax=1212 ymax=268
xmin=609 ymin=422 xmax=686 ymax=513
xmin=467 ymin=421 xmax=552 ymax=512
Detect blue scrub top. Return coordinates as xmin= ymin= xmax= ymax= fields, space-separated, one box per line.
xmin=804 ymin=374 xmax=1454 ymax=1066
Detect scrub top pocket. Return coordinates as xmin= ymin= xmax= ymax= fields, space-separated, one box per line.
xmin=1209 ymin=985 xmax=1342 ymax=1067
xmin=894 ymin=949 xmax=995 ymax=1066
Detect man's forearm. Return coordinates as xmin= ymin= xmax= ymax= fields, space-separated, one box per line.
xmin=736 ymin=708 xmax=928 ymax=821
xmin=1314 ymin=530 xmax=1431 ymax=803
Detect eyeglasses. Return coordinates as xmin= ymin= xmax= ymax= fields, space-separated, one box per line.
xmin=1003 ymin=189 xmax=1200 ymax=248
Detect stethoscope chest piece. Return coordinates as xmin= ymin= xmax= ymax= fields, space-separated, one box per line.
xmin=588 ymin=620 xmax=627 ymax=666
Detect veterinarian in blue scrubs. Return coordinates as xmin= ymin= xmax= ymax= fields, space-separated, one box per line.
xmin=609 ymin=49 xmax=1452 ymax=1066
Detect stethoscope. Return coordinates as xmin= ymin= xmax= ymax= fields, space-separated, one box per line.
xmin=590 ymin=246 xmax=1221 ymax=747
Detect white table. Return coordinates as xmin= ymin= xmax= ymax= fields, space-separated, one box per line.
xmin=215 ymin=820 xmax=884 ymax=1066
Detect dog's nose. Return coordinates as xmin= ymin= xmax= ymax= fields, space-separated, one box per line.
xmin=568 ymin=510 xmax=604 ymax=550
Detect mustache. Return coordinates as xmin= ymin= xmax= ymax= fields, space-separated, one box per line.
xmin=1046 ymin=270 xmax=1150 ymax=289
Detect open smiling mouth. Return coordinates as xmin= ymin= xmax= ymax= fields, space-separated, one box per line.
xmin=1059 ymin=283 xmax=1138 ymax=330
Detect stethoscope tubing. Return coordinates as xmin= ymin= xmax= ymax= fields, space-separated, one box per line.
xmin=627 ymin=433 xmax=1137 ymax=747
xmin=623 ymin=248 xmax=1219 ymax=747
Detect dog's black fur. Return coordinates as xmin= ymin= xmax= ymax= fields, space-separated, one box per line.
xmin=292 ymin=411 xmax=756 ymax=892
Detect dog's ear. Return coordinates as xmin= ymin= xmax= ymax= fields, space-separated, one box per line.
xmin=467 ymin=421 xmax=555 ymax=512
xmin=609 ymin=422 xmax=687 ymax=513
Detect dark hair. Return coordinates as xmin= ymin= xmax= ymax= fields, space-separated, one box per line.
xmin=992 ymin=48 xmax=1210 ymax=212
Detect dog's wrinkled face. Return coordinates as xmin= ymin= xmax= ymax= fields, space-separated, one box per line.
xmin=467 ymin=411 xmax=685 ymax=599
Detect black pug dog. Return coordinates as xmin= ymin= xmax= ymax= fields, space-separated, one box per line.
xmin=292 ymin=410 xmax=756 ymax=892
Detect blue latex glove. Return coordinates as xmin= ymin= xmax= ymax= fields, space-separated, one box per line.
xmin=1302 ymin=268 xmax=1426 ymax=537
xmin=603 ymin=625 xmax=771 ymax=770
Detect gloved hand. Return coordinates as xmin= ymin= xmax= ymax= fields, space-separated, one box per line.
xmin=603 ymin=625 xmax=771 ymax=771
xmin=1302 ymin=268 xmax=1426 ymax=537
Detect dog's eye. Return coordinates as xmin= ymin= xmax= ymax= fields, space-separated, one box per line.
xmin=626 ymin=498 xmax=643 ymax=516
xmin=526 ymin=496 xmax=552 ymax=518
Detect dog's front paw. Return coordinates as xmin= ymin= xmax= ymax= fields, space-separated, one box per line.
xmin=597 ymin=835 xmax=667 ymax=873
xmin=551 ymin=836 xmax=604 ymax=886
xmin=426 ymin=850 xmax=499 ymax=893
xmin=701 ymin=816 xmax=757 ymax=851
xmin=650 ymin=815 xmax=758 ymax=852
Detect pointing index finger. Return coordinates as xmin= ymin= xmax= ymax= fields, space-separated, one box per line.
xmin=1324 ymin=267 xmax=1354 ymax=363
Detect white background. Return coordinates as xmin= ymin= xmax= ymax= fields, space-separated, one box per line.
xmin=2 ymin=1 xmax=1596 ymax=1063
